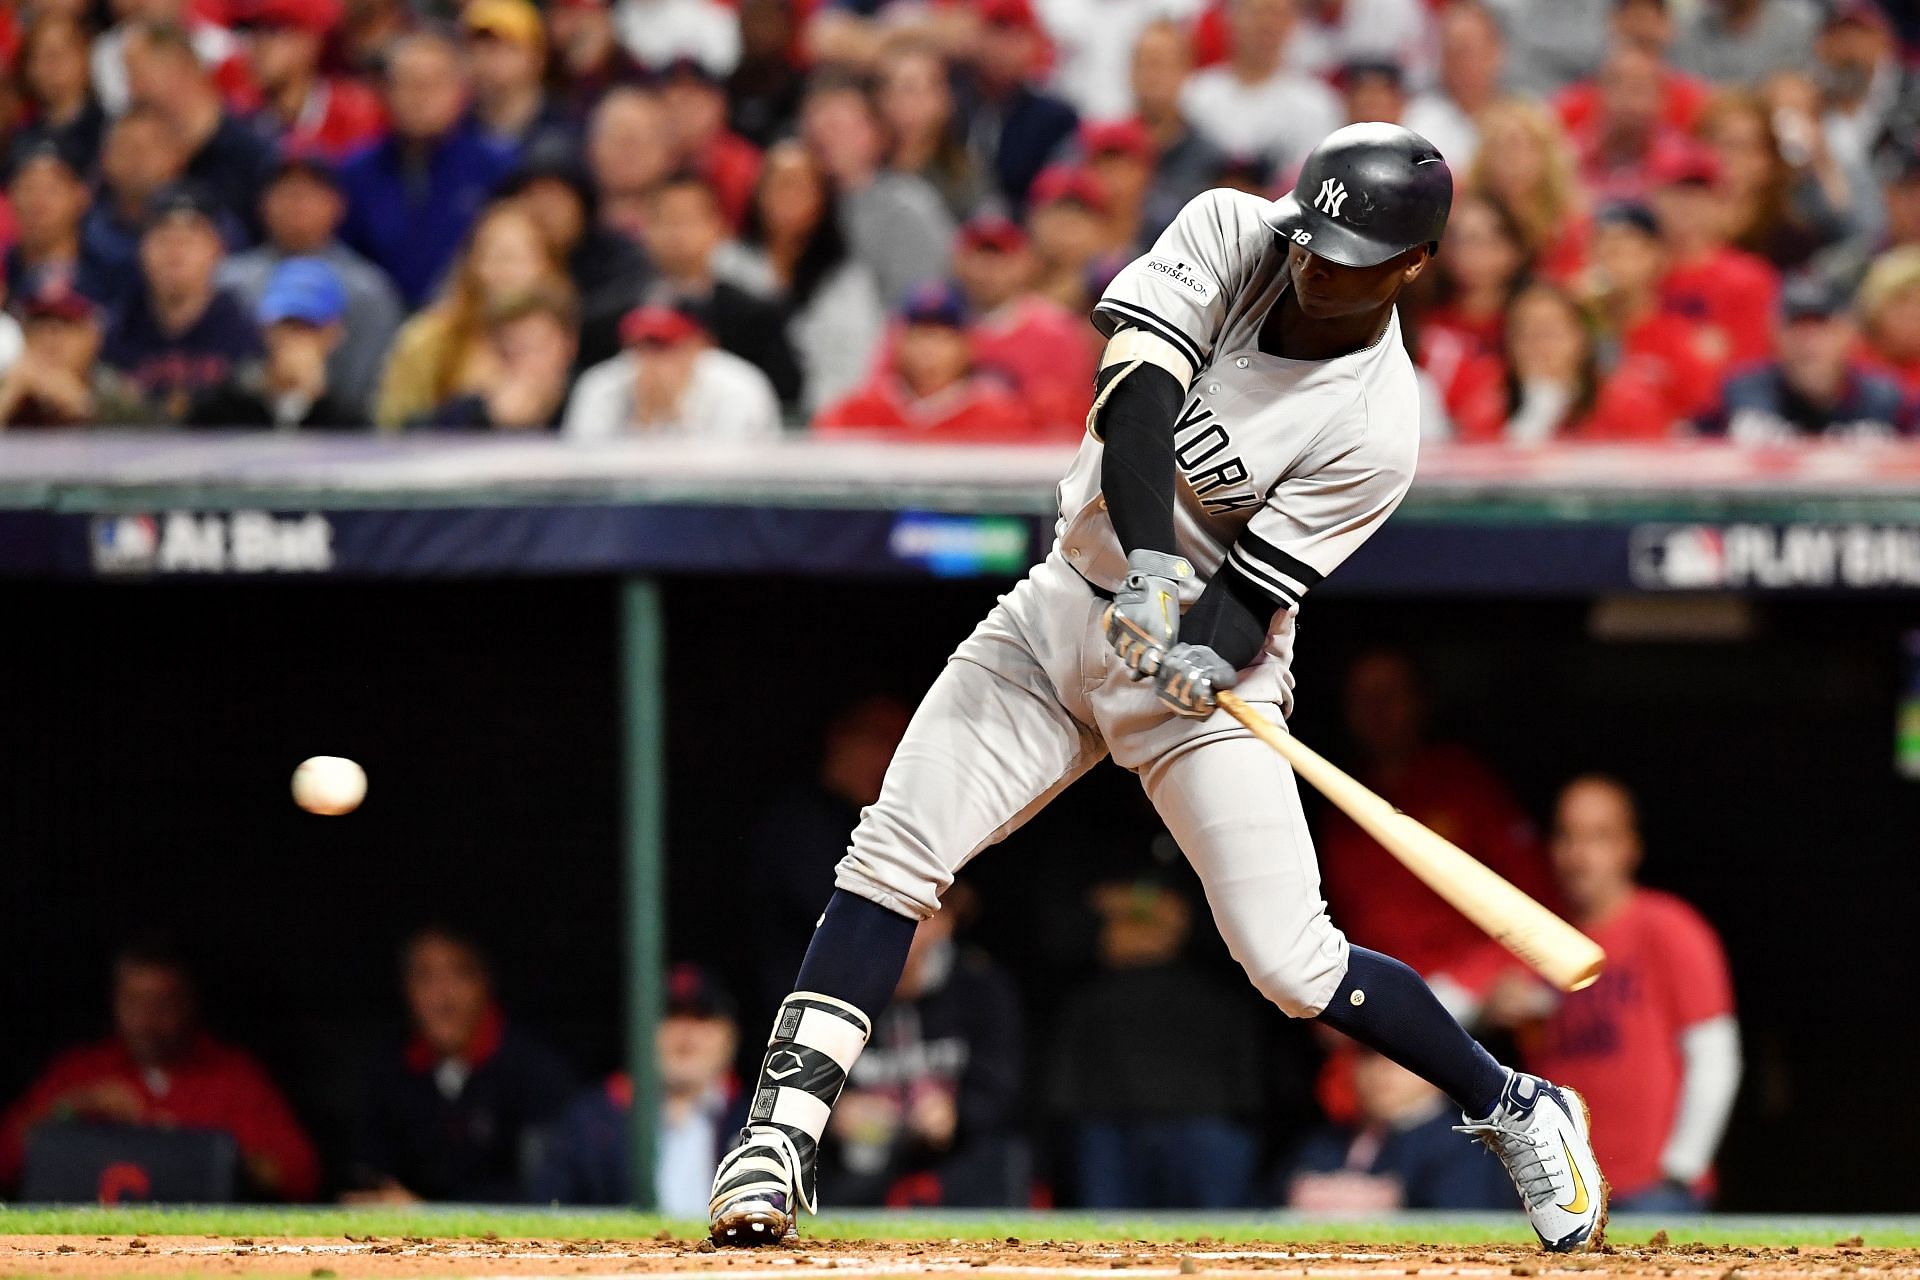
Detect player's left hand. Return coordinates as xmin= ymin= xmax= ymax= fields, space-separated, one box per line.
xmin=1152 ymin=643 xmax=1237 ymax=717
xmin=1104 ymin=549 xmax=1193 ymax=676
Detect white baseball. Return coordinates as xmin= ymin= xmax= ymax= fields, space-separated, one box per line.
xmin=292 ymin=756 xmax=367 ymax=816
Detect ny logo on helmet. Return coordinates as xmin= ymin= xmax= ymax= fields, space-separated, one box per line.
xmin=1314 ymin=178 xmax=1349 ymax=218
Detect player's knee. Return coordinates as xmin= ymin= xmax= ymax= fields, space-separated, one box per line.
xmin=1237 ymin=918 xmax=1349 ymax=1019
xmin=832 ymin=808 xmax=948 ymax=921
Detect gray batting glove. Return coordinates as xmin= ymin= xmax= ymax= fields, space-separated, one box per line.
xmin=1153 ymin=643 xmax=1237 ymax=717
xmin=1103 ymin=549 xmax=1193 ymax=678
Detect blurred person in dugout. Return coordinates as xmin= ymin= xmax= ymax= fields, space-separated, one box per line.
xmin=184 ymin=257 xmax=363 ymax=429
xmin=348 ymin=926 xmax=576 ymax=1203
xmin=1447 ymin=777 xmax=1740 ymax=1214
xmin=813 ymin=282 xmax=1037 ymax=441
xmin=1695 ymin=273 xmax=1910 ymax=440
xmin=743 ymin=695 xmax=914 ymax=1015
xmin=563 ymin=302 xmax=783 ymax=439
xmin=1047 ymin=877 xmax=1266 ymax=1209
xmin=0 ymin=935 xmax=319 ymax=1200
xmin=1281 ymin=1048 xmax=1512 ymax=1212
xmin=532 ymin=964 xmax=746 ymax=1211
xmin=818 ymin=887 xmax=1027 ymax=1208
xmin=1318 ymin=651 xmax=1549 ymax=990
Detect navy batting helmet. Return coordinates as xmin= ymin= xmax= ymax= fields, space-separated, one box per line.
xmin=1262 ymin=123 xmax=1453 ymax=269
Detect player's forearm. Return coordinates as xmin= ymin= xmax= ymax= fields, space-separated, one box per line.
xmin=1093 ymin=358 xmax=1184 ymax=557
xmin=1659 ymin=1014 xmax=1742 ymax=1185
xmin=1182 ymin=568 xmax=1271 ymax=670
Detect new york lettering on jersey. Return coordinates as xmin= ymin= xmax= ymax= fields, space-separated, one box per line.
xmin=1171 ymin=393 xmax=1261 ymax=515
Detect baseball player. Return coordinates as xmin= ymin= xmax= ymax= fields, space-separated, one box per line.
xmin=709 ymin=124 xmax=1608 ymax=1252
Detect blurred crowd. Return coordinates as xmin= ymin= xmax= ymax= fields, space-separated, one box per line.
xmin=0 ymin=0 xmax=1914 ymax=440
xmin=1 ymin=653 xmax=1740 ymax=1213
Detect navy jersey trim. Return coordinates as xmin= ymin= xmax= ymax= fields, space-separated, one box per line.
xmin=1236 ymin=529 xmax=1325 ymax=593
xmin=1224 ymin=548 xmax=1302 ymax=611
xmin=1095 ymin=299 xmax=1209 ymax=371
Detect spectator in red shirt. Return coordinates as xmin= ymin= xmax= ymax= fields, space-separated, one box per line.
xmin=1416 ymin=193 xmax=1532 ymax=428
xmin=1555 ymin=0 xmax=1710 ymax=141
xmin=1567 ymin=43 xmax=1697 ymax=205
xmin=1080 ymin=119 xmax=1156 ymax=255
xmin=815 ymin=281 xmax=1035 ymax=441
xmin=231 ymin=0 xmax=385 ymax=160
xmin=1587 ymin=199 xmax=1718 ymax=425
xmin=1464 ymin=100 xmax=1589 ymax=284
xmin=952 ymin=213 xmax=1096 ymax=434
xmin=1855 ymin=246 xmax=1920 ymax=403
xmin=1448 ymin=280 xmax=1674 ymax=441
xmin=1651 ymin=144 xmax=1780 ymax=376
xmin=0 ymin=936 xmax=319 ymax=1200
xmin=1026 ymin=164 xmax=1114 ymax=314
xmin=659 ymin=58 xmax=762 ymax=231
xmin=1473 ymin=776 xmax=1741 ymax=1213
xmin=1696 ymin=87 xmax=1858 ymax=274
xmin=1318 ymin=650 xmax=1550 ymax=984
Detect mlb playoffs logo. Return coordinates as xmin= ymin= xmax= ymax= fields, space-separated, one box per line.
xmin=1631 ymin=522 xmax=1920 ymax=590
xmin=91 ymin=511 xmax=336 ymax=576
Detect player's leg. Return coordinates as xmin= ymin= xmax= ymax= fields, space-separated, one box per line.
xmin=1137 ymin=722 xmax=1606 ymax=1250
xmin=712 ymin=637 xmax=1103 ymax=1245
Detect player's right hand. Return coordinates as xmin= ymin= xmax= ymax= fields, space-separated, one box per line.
xmin=1104 ymin=549 xmax=1193 ymax=677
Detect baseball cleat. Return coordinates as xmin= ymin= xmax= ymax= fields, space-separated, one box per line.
xmin=1456 ymin=1071 xmax=1609 ymax=1252
xmin=709 ymin=1127 xmax=810 ymax=1247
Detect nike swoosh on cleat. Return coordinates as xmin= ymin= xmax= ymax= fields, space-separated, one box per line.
xmin=1556 ymin=1135 xmax=1590 ymax=1215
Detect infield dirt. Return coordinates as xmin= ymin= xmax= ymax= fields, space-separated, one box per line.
xmin=2 ymin=1234 xmax=1915 ymax=1280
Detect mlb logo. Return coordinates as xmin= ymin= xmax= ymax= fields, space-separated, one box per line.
xmin=1630 ymin=524 xmax=1727 ymax=589
xmin=91 ymin=515 xmax=159 ymax=575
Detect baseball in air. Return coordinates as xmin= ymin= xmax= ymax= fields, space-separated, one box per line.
xmin=292 ymin=756 xmax=367 ymax=815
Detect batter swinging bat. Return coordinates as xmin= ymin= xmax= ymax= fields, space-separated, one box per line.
xmin=1215 ymin=690 xmax=1605 ymax=993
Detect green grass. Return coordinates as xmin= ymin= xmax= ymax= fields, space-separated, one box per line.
xmin=2 ymin=1206 xmax=1919 ymax=1249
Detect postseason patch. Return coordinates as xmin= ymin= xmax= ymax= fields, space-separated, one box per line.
xmin=1142 ymin=256 xmax=1219 ymax=303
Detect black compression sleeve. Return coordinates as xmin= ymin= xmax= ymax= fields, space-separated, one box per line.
xmin=1182 ymin=564 xmax=1275 ymax=670
xmin=1096 ymin=361 xmax=1184 ymax=556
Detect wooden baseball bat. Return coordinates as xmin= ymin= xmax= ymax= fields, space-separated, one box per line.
xmin=1215 ymin=690 xmax=1604 ymax=993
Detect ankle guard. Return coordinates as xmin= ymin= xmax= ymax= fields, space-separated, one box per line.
xmin=744 ymin=991 xmax=872 ymax=1208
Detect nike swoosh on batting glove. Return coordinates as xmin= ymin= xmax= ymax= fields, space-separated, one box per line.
xmin=1104 ymin=548 xmax=1193 ymax=677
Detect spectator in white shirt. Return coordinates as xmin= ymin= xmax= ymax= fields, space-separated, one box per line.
xmin=564 ymin=304 xmax=782 ymax=440
xmin=1404 ymin=0 xmax=1506 ymax=172
xmin=1287 ymin=0 xmax=1433 ymax=87
xmin=1034 ymin=0 xmax=1204 ymax=121
xmin=1179 ymin=0 xmax=1342 ymax=171
xmin=612 ymin=0 xmax=740 ymax=76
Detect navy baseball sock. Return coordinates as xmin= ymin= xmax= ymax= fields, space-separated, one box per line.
xmin=1316 ymin=946 xmax=1510 ymax=1118
xmin=790 ymin=889 xmax=918 ymax=1017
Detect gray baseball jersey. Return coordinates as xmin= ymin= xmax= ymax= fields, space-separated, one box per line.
xmin=1057 ymin=188 xmax=1422 ymax=708
xmin=831 ymin=187 xmax=1424 ymax=1028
